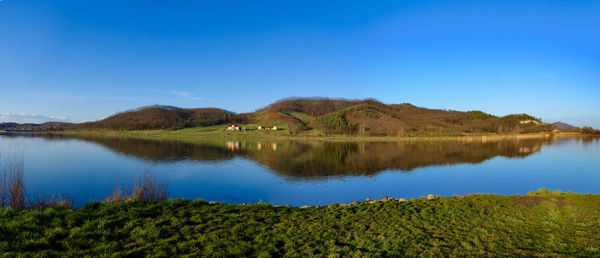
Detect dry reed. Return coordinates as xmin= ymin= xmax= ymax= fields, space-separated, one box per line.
xmin=2 ymin=152 xmax=168 ymax=208
xmin=0 ymin=153 xmax=26 ymax=210
xmin=1 ymin=153 xmax=73 ymax=210
xmin=104 ymin=168 xmax=168 ymax=204
xmin=28 ymin=193 xmax=73 ymax=210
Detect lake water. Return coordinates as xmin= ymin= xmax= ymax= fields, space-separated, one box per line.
xmin=1 ymin=133 xmax=599 ymax=207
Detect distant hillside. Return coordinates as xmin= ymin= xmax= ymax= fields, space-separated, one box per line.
xmin=252 ymin=97 xmax=360 ymax=132
xmin=258 ymin=98 xmax=555 ymax=136
xmin=77 ymin=105 xmax=248 ymax=130
xmin=0 ymin=122 xmax=36 ymax=131
xmin=0 ymin=122 xmax=72 ymax=131
xmin=552 ymin=122 xmax=578 ymax=131
xmin=4 ymin=98 xmax=560 ymax=136
xmin=263 ymin=97 xmax=359 ymax=117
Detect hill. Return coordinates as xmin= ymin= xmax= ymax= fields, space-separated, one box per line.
xmin=77 ymin=105 xmax=248 ymax=130
xmin=4 ymin=98 xmax=560 ymax=136
xmin=0 ymin=122 xmax=72 ymax=131
xmin=258 ymin=98 xmax=555 ymax=136
xmin=250 ymin=98 xmax=360 ymax=133
xmin=263 ymin=97 xmax=359 ymax=117
xmin=0 ymin=122 xmax=37 ymax=131
xmin=552 ymin=122 xmax=578 ymax=131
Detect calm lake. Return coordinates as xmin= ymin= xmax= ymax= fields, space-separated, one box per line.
xmin=1 ymin=133 xmax=599 ymax=207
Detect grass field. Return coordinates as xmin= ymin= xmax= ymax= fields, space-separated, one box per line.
xmin=1 ymin=190 xmax=599 ymax=256
xmin=168 ymin=124 xmax=294 ymax=136
xmin=56 ymin=127 xmax=587 ymax=144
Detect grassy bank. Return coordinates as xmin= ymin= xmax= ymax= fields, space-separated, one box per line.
xmin=1 ymin=190 xmax=599 ymax=256
xmin=55 ymin=128 xmax=588 ymax=143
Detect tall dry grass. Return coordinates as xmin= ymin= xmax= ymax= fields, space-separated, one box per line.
xmin=1 ymin=153 xmax=73 ymax=210
xmin=28 ymin=193 xmax=73 ymax=210
xmin=134 ymin=169 xmax=168 ymax=201
xmin=104 ymin=168 xmax=168 ymax=204
xmin=104 ymin=183 xmax=130 ymax=204
xmin=0 ymin=153 xmax=26 ymax=210
xmin=2 ymin=152 xmax=167 ymax=208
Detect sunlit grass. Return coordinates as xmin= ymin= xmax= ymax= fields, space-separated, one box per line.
xmin=59 ymin=127 xmax=575 ymax=144
xmin=0 ymin=190 xmax=598 ymax=256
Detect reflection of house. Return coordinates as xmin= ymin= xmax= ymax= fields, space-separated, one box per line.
xmin=257 ymin=143 xmax=277 ymax=151
xmin=519 ymin=120 xmax=542 ymax=125
xmin=518 ymin=144 xmax=541 ymax=154
xmin=257 ymin=125 xmax=277 ymax=131
xmin=226 ymin=124 xmax=241 ymax=131
xmin=226 ymin=141 xmax=240 ymax=151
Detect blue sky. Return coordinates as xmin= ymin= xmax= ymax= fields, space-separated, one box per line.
xmin=1 ymin=0 xmax=599 ymax=127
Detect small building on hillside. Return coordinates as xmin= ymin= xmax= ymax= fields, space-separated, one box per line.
xmin=226 ymin=124 xmax=241 ymax=131
xmin=257 ymin=125 xmax=277 ymax=131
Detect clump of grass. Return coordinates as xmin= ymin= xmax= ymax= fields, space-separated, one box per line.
xmin=28 ymin=193 xmax=73 ymax=210
xmin=104 ymin=169 xmax=168 ymax=204
xmin=133 ymin=170 xmax=168 ymax=202
xmin=104 ymin=184 xmax=130 ymax=204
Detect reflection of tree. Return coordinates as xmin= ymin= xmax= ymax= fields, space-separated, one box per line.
xmin=10 ymin=133 xmax=553 ymax=180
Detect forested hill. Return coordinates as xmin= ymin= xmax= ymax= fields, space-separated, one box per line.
xmin=3 ymin=98 xmax=560 ymax=136
xmin=252 ymin=98 xmax=555 ymax=136
xmin=75 ymin=105 xmax=248 ymax=130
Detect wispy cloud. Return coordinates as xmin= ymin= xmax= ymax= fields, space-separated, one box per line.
xmin=0 ymin=112 xmax=71 ymax=124
xmin=170 ymin=91 xmax=191 ymax=98
xmin=169 ymin=90 xmax=203 ymax=101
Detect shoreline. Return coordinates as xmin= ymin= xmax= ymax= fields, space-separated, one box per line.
xmin=2 ymin=188 xmax=597 ymax=210
xmin=35 ymin=130 xmax=591 ymax=142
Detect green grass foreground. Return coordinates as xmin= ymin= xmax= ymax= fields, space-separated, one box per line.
xmin=1 ymin=190 xmax=599 ymax=256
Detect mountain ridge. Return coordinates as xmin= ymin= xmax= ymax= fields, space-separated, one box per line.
xmin=551 ymin=122 xmax=578 ymax=131
xmin=0 ymin=98 xmax=562 ymax=136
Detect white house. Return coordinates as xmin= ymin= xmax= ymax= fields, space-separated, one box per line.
xmin=226 ymin=124 xmax=241 ymax=131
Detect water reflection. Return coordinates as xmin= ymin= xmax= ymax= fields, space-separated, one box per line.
xmin=6 ymin=133 xmax=560 ymax=180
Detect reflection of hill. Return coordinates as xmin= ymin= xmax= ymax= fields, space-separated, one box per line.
xmin=15 ymin=134 xmax=237 ymax=162
xmin=247 ymin=140 xmax=548 ymax=179
xmin=8 ymin=133 xmax=552 ymax=180
xmin=81 ymin=137 xmax=237 ymax=162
